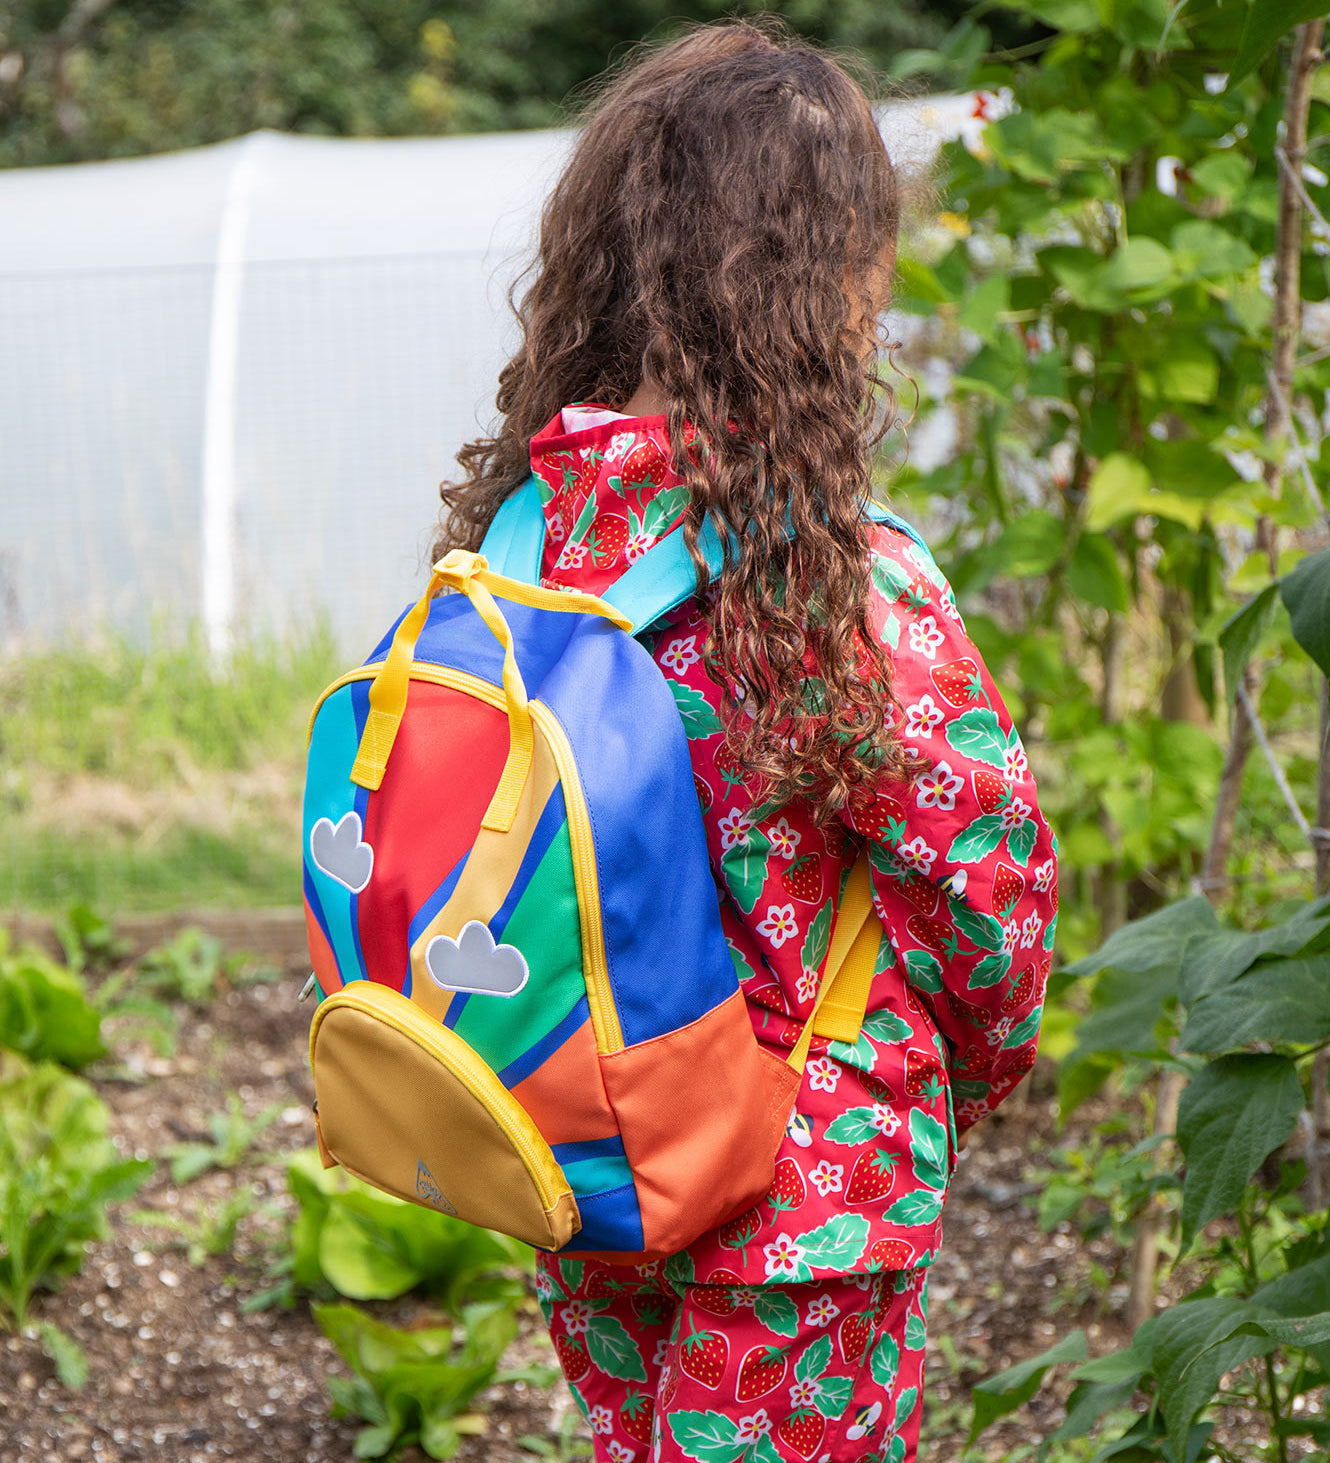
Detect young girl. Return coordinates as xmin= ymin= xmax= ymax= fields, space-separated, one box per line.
xmin=437 ymin=21 xmax=1056 ymax=1463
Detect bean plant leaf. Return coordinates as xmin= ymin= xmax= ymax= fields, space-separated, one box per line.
xmin=1061 ymin=896 xmax=1217 ymax=979
xmin=1280 ymin=546 xmax=1330 ymax=678
xmin=666 ymin=681 xmax=723 ymax=739
xmin=1176 ymin=1054 xmax=1304 ymax=1247
xmin=969 ymin=1330 xmax=1088 ymax=1442
xmin=1231 ymin=0 xmax=1330 ymax=83
xmin=1180 ymin=954 xmax=1330 ymax=1054
xmin=1218 ymin=583 xmax=1281 ymax=717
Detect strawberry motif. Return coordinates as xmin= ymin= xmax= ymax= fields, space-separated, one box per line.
xmin=906 ymin=913 xmax=953 ymax=954
xmin=718 ymin=1207 xmax=763 ymax=1265
xmin=837 ymin=1309 xmax=874 ymax=1365
xmin=945 ymin=988 xmax=994 ymax=1029
xmin=705 ymin=1265 xmax=746 ymax=1288
xmin=619 ymin=1389 xmax=654 ymax=1446
xmin=554 ymin=1334 xmax=590 ymax=1384
xmin=992 ymin=862 xmax=1026 ymax=920
xmin=931 ymin=656 xmax=983 ymax=707
xmin=620 ymin=440 xmax=670 ymax=492
xmin=713 ymin=743 xmax=747 ymax=799
xmin=678 ymin=1322 xmax=729 ymax=1390
xmin=585 ymin=514 xmax=629 ymax=565
xmin=777 ymin=1407 xmax=826 ymax=1460
xmin=766 ymin=1156 xmax=807 ymax=1218
xmin=865 ymin=1237 xmax=913 ymax=1272
xmin=954 ymin=1043 xmax=990 ymax=1077
xmin=586 ymin=1270 xmax=624 ymax=1299
xmin=781 ymin=854 xmax=823 ymax=904
xmin=858 ymin=1071 xmax=898 ymax=1104
xmin=694 ymin=1285 xmax=740 ymax=1318
xmin=898 ymin=870 xmax=941 ymax=914
xmin=747 ymin=980 xmax=792 ymax=1017
xmin=735 ymin=1343 xmax=789 ymax=1402
xmin=972 ymin=768 xmax=1011 ymax=816
xmin=1001 ymin=966 xmax=1036 ymax=1013
xmin=998 ymin=1044 xmax=1038 ymax=1083
xmin=845 ymin=1148 xmax=899 ymax=1206
xmin=905 ymin=1048 xmax=946 ymax=1099
xmin=660 ymin=1362 xmax=679 ymax=1409
xmin=693 ymin=772 xmax=713 ymax=813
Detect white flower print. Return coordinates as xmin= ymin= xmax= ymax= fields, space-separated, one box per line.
xmin=767 ymin=817 xmax=801 ymax=861
xmin=903 ymin=694 xmax=945 ymax=738
xmin=718 ymin=808 xmax=755 ymax=851
xmin=625 ymin=530 xmax=655 ymax=562
xmin=895 ymin=836 xmax=937 ymax=876
xmin=735 ymin=1411 xmax=772 ymax=1443
xmin=940 ymin=588 xmax=962 ymax=623
xmin=915 ymin=761 xmax=964 ymax=812
xmin=806 ymin=1295 xmax=840 ymax=1328
xmin=986 ymin=1016 xmax=1015 ymax=1049
xmin=787 ymin=1377 xmax=819 ymax=1409
xmin=763 ymin=1234 xmax=806 ymax=1280
xmin=604 ymin=430 xmax=636 ymax=462
xmin=870 ymin=1103 xmax=901 ymax=1138
xmin=796 ymin=968 xmax=819 ymax=1003
xmin=806 ymin=1056 xmax=841 ymax=1093
xmin=1020 ymin=913 xmax=1043 ymax=950
xmin=959 ymin=1097 xmax=991 ymax=1126
xmin=808 ymin=1160 xmax=844 ymax=1197
xmin=999 ymin=795 xmax=1033 ymax=829
xmin=1001 ymin=919 xmax=1021 ymax=955
xmin=659 ymin=635 xmax=700 ymax=675
xmin=608 ymin=1444 xmax=636 ymax=1463
xmin=535 ymin=1269 xmax=553 ymax=1299
xmin=653 ymin=1338 xmax=670 ymax=1367
xmin=547 ymin=510 xmax=566 ymax=545
xmin=589 ymin=1405 xmax=615 ymax=1435
xmin=906 ymin=614 xmax=946 ymax=659
xmin=560 ymin=1300 xmax=594 ymax=1336
xmin=1004 ymin=743 xmax=1029 ymax=780
xmin=1033 ymin=857 xmax=1056 ymax=893
xmin=556 ymin=542 xmax=588 ymax=571
xmin=756 ymin=903 xmax=799 ymax=949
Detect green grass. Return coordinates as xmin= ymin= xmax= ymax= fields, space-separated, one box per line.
xmin=1 ymin=627 xmax=339 ymax=914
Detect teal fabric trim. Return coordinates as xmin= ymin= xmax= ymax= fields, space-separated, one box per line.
xmin=562 ymin=1153 xmax=635 ymax=1199
xmin=480 ymin=474 xmax=546 ymax=582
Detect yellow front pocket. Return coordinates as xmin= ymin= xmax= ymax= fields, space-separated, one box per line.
xmin=309 ymin=981 xmax=580 ymax=1251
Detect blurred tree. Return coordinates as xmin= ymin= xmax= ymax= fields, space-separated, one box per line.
xmin=0 ymin=0 xmax=1007 ymax=166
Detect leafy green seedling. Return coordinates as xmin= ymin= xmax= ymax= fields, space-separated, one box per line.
xmin=0 ymin=934 xmax=105 ymax=1070
xmin=128 ymin=1187 xmax=258 ymax=1267
xmin=136 ymin=928 xmax=226 ymax=1006
xmin=165 ymin=1093 xmax=283 ymax=1185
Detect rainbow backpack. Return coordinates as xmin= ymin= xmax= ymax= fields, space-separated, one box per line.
xmin=302 ymin=475 xmax=891 ymax=1260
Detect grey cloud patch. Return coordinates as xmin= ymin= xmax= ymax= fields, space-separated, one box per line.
xmin=309 ymin=811 xmax=374 ymax=893
xmin=425 ymin=920 xmax=529 ymax=998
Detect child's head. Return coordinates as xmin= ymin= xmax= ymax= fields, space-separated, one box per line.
xmin=445 ymin=20 xmax=909 ymax=818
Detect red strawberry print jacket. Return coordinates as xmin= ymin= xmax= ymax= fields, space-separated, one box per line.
xmin=530 ymin=405 xmax=1057 ymax=1285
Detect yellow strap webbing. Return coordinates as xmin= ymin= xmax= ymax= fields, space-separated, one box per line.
xmin=786 ymin=854 xmax=881 ymax=1075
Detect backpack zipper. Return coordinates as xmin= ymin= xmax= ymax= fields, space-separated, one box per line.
xmin=309 ymin=664 xmax=623 ymax=1053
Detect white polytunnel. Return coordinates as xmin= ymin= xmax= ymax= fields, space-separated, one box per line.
xmin=0 ymin=96 xmax=991 ymax=656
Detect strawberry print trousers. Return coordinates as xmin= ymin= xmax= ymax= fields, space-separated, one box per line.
xmin=537 ymin=1256 xmax=928 ymax=1463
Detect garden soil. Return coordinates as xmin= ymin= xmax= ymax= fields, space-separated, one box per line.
xmin=0 ymin=956 xmax=1133 ymax=1463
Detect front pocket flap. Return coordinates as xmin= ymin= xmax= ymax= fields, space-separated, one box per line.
xmin=310 ymin=983 xmax=580 ymax=1250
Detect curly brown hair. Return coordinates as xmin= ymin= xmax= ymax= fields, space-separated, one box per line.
xmin=435 ymin=18 xmax=908 ymax=823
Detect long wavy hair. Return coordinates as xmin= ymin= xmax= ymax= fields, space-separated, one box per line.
xmin=436 ymin=19 xmax=909 ymax=823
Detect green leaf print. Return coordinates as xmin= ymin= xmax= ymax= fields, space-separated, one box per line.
xmin=881 ymin=1189 xmax=944 ymax=1227
xmin=1002 ymin=1006 xmax=1043 ymax=1049
xmin=795 ymin=1334 xmax=833 ymax=1385
xmin=903 ymin=950 xmax=943 ymax=993
xmin=815 ymin=1374 xmax=854 ymax=1418
xmin=870 ymin=1332 xmax=900 ymax=1390
xmin=668 ymin=1411 xmax=741 ymax=1463
xmin=1007 ymin=817 xmax=1037 ymax=866
xmin=641 ymin=485 xmax=690 ymax=538
xmin=725 ymin=937 xmax=759 ymax=986
xmin=534 ymin=473 xmax=556 ymax=504
xmin=721 ymin=829 xmax=772 ymax=916
xmin=664 ymin=1250 xmax=696 ymax=1290
xmin=800 ymin=898 xmax=834 ymax=977
xmin=1043 ymin=914 xmax=1058 ymax=950
xmin=943 ymin=708 xmax=1009 ymax=769
xmin=870 ymin=553 xmax=911 ymax=601
xmin=751 ymin=1438 xmax=784 ymax=1463
xmin=967 ymin=950 xmax=1012 ymax=990
xmin=885 ymin=1436 xmax=907 ymax=1463
xmin=827 ymin=1031 xmax=876 ymax=1073
xmin=881 ymin=611 xmax=901 ymax=649
xmin=753 ymin=1289 xmax=799 ymax=1338
xmin=861 ymin=1009 xmax=912 ymax=1044
xmin=584 ymin=1314 xmax=647 ymax=1382
xmin=824 ymin=1107 xmax=883 ymax=1145
xmin=905 ymin=1305 xmax=928 ymax=1351
xmin=947 ymin=815 xmax=1008 ymax=864
xmin=558 ymin=1259 xmax=584 ymax=1294
xmin=895 ymin=1385 xmax=920 ymax=1427
xmin=566 ymin=489 xmax=600 ymax=547
xmin=795 ymin=1214 xmax=871 ymax=1270
xmin=908 ymin=1108 xmax=949 ymax=1193
xmin=950 ymin=901 xmax=1005 ymax=952
xmin=668 ymin=680 xmax=724 ymax=739
xmin=874 ymin=935 xmax=896 ymax=975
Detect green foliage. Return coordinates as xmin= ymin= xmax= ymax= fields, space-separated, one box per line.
xmin=281 ymin=1150 xmax=531 ymax=1308
xmin=0 ymin=934 xmax=105 ymax=1071
xmin=128 ymin=1189 xmax=259 ymax=1267
xmin=164 ymin=1094 xmax=283 ymax=1185
xmin=315 ymin=1298 xmax=516 ymax=1460
xmin=135 ymin=928 xmax=227 ymax=1006
xmin=36 ymin=1320 xmax=90 ymax=1390
xmin=0 ymin=1054 xmax=151 ymax=1329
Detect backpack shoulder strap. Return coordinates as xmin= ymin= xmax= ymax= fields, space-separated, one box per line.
xmin=479 ymin=474 xmax=547 ymax=582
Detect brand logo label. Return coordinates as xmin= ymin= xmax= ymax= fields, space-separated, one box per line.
xmin=415 ymin=1160 xmax=457 ymax=1215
